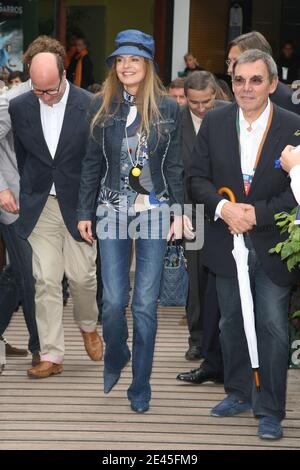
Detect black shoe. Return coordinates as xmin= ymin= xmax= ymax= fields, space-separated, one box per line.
xmin=176 ymin=366 xmax=223 ymax=384
xmin=185 ymin=345 xmax=203 ymax=361
xmin=1 ymin=337 xmax=28 ymax=357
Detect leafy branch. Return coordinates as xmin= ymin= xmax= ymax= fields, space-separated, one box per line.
xmin=269 ymin=207 xmax=300 ymax=271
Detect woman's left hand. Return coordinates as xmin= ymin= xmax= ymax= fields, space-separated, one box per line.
xmin=167 ymin=215 xmax=195 ymax=241
xmin=183 ymin=214 xmax=195 ymax=240
xmin=280 ymin=145 xmax=300 ymax=172
xmin=77 ymin=220 xmax=94 ymax=244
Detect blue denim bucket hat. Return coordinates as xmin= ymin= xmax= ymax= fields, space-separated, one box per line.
xmin=106 ymin=29 xmax=155 ymax=68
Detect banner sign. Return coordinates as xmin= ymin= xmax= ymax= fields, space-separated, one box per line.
xmin=0 ymin=1 xmax=23 ymax=81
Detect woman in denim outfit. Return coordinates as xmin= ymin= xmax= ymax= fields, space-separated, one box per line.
xmin=78 ymin=29 xmax=192 ymax=413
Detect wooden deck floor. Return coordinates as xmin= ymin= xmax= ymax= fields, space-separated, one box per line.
xmin=0 ymin=302 xmax=300 ymax=450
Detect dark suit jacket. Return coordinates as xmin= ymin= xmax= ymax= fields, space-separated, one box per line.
xmin=271 ymin=81 xmax=299 ymax=115
xmin=188 ymin=102 xmax=300 ymax=286
xmin=9 ymin=83 xmax=93 ymax=241
xmin=181 ymin=100 xmax=230 ymax=181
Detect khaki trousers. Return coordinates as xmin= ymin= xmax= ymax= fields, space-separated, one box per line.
xmin=29 ymin=197 xmax=98 ymax=363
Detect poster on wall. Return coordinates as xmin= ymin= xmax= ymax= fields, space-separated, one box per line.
xmin=0 ymin=1 xmax=23 ymax=82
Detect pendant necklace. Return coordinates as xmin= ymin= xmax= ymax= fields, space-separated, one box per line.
xmin=125 ymin=125 xmax=142 ymax=177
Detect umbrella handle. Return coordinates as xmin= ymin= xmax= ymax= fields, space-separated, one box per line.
xmin=219 ymin=186 xmax=261 ymax=390
xmin=218 ymin=186 xmax=236 ymax=203
xmin=254 ymin=369 xmax=261 ymax=392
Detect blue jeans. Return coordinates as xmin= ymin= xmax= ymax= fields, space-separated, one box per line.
xmin=98 ymin=209 xmax=167 ymax=402
xmin=216 ymin=235 xmax=290 ymax=421
xmin=0 ymin=222 xmax=39 ymax=353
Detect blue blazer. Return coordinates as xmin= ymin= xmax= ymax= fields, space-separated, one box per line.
xmin=9 ymin=83 xmax=92 ymax=241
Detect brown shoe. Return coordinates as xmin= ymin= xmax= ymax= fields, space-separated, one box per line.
xmin=5 ymin=342 xmax=28 ymax=357
xmin=27 ymin=361 xmax=63 ymax=379
xmin=31 ymin=352 xmax=41 ymax=367
xmin=81 ymin=330 xmax=103 ymax=361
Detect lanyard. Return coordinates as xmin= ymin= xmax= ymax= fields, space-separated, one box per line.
xmin=236 ymin=103 xmax=273 ymax=194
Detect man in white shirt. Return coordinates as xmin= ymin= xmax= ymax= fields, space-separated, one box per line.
xmin=9 ymin=51 xmax=102 ymax=379
xmin=188 ymin=49 xmax=300 ymax=440
xmin=280 ymin=145 xmax=300 ymax=204
xmin=178 ymin=71 xmax=228 ymax=371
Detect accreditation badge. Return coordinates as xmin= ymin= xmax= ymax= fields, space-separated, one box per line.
xmin=242 ymin=173 xmax=253 ymax=196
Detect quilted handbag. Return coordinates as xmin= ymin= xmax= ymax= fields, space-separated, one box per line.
xmin=159 ymin=243 xmax=189 ymax=307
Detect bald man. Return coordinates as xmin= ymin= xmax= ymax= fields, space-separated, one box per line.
xmin=9 ymin=51 xmax=102 ymax=378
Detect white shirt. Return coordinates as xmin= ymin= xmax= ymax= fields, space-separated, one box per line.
xmin=190 ymin=109 xmax=202 ymax=135
xmin=40 ymin=80 xmax=70 ymax=195
xmin=290 ymin=164 xmax=300 ymax=205
xmin=215 ymin=100 xmax=271 ymax=220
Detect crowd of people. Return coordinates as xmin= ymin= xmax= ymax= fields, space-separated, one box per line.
xmin=0 ymin=28 xmax=300 ymax=440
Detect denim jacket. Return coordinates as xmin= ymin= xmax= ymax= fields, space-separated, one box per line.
xmin=77 ymin=94 xmax=184 ymax=221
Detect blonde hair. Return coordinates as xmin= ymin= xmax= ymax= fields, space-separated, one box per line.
xmin=91 ymin=59 xmax=166 ymax=137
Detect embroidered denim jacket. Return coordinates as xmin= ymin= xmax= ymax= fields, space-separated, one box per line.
xmin=77 ymin=95 xmax=184 ymax=221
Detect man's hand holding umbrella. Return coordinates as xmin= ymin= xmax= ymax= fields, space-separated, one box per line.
xmin=221 ymin=200 xmax=256 ymax=235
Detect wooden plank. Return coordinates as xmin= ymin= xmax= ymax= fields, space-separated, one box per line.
xmin=0 ymin=413 xmax=299 ymax=429
xmin=0 ymin=422 xmax=299 ymax=439
xmin=0 ymin=441 xmax=286 ymax=450
xmin=0 ymin=430 xmax=299 ymax=448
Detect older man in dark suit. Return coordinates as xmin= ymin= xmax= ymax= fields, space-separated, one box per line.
xmin=178 ymin=31 xmax=300 ymax=385
xmin=188 ymin=50 xmax=300 ymax=440
xmin=9 ymin=49 xmax=102 ymax=378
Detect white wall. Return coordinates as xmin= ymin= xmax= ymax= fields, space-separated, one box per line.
xmin=171 ymin=0 xmax=190 ymax=80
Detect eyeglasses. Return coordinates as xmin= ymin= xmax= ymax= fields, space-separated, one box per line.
xmin=232 ymin=75 xmax=267 ymax=87
xmin=31 ymin=77 xmax=62 ymax=96
xmin=225 ymin=59 xmax=235 ymax=66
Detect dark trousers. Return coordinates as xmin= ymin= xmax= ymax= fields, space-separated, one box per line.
xmin=96 ymin=248 xmax=103 ymax=321
xmin=201 ymin=271 xmax=223 ymax=374
xmin=0 ymin=221 xmax=39 ymax=353
xmin=185 ymin=247 xmax=207 ymax=346
xmin=216 ymin=237 xmax=290 ymax=421
xmin=0 ymin=234 xmax=5 ymax=269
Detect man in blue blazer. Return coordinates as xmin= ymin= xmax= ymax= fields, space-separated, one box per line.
xmin=9 ymin=48 xmax=102 ymax=378
xmin=189 ymin=49 xmax=300 ymax=440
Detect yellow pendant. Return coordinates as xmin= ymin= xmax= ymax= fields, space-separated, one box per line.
xmin=132 ymin=167 xmax=141 ymax=177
